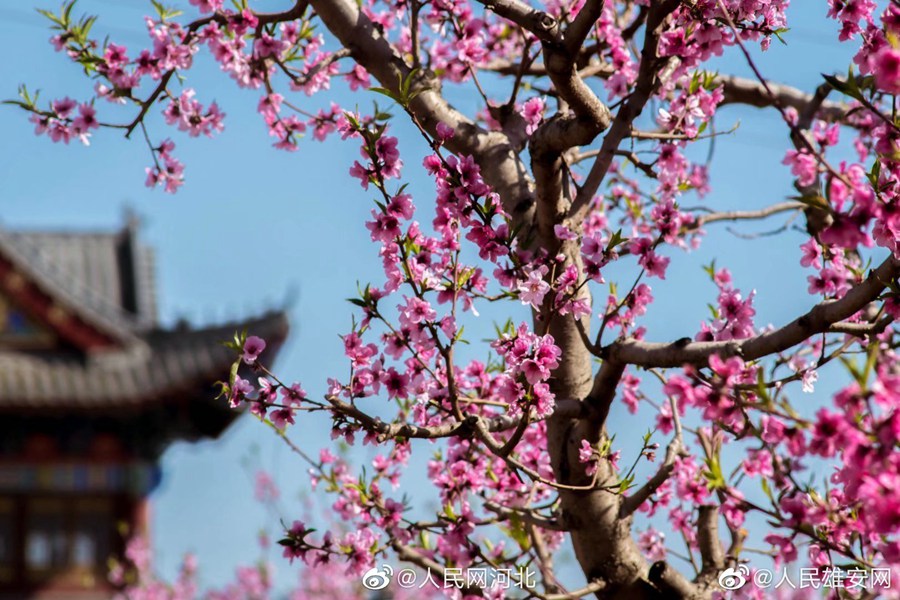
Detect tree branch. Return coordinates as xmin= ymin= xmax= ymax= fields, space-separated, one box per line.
xmin=603 ymin=254 xmax=900 ymax=369
xmin=620 ymin=405 xmax=684 ymax=518
xmin=531 ymin=10 xmax=612 ymax=153
xmin=717 ymin=74 xmax=848 ymax=122
xmin=327 ymin=396 xmax=585 ymax=441
xmin=828 ymin=316 xmax=895 ymax=337
xmin=564 ymin=0 xmax=604 ymax=54
xmin=689 ymin=201 xmax=805 ymax=230
xmin=529 ymin=523 xmax=564 ymax=594
xmin=619 ymin=451 xmax=678 ymax=518
xmin=474 ymin=0 xmax=562 ymax=43
xmin=568 ymin=0 xmax=680 ymax=224
xmin=583 ymin=360 xmax=626 ymax=429
xmin=483 ymin=59 xmax=851 ymax=128
xmin=483 ymin=501 xmax=570 ymax=532
xmin=125 ymin=1 xmax=310 ymax=138
xmin=543 ymin=579 xmax=607 ymax=600
xmin=696 ymin=505 xmax=726 ymax=575
xmin=311 ymin=0 xmax=536 ymax=227
xmin=648 ymin=561 xmax=698 ymax=599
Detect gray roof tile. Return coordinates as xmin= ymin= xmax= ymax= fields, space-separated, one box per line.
xmin=0 ymin=222 xmax=289 ymax=429
xmin=0 ymin=311 xmax=288 ymax=409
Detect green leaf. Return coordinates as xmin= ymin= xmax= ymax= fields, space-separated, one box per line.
xmin=605 ymin=229 xmax=629 ymax=253
xmin=760 ymin=477 xmax=774 ymax=504
xmin=822 ymin=67 xmax=864 ymax=102
xmin=822 ymin=73 xmax=852 ymax=95
xmin=63 ymin=0 xmax=76 ymax=24
xmin=505 ymin=513 xmax=531 ymax=551
xmin=36 ymin=8 xmax=64 ymax=27
xmin=772 ymin=27 xmax=789 ymax=45
xmin=702 ymin=455 xmax=727 ymax=490
xmin=689 ymin=72 xmax=701 ymax=95
xmin=838 ymin=356 xmax=863 ymax=386
xmin=868 ymin=159 xmax=882 ymax=188
xmin=790 ymin=193 xmax=829 ymax=210
xmin=1 ymin=100 xmax=32 ymax=110
xmin=755 ymin=368 xmax=771 ymax=404
xmin=402 ymin=68 xmax=417 ymax=98
xmin=80 ymin=15 xmax=97 ymax=38
xmin=343 ymin=111 xmax=361 ymax=130
xmin=229 ymin=358 xmax=240 ymax=387
xmin=369 ymin=87 xmax=398 ymax=102
xmin=443 ymin=502 xmax=457 ymax=521
xmin=861 ymin=340 xmax=880 ymax=391
xmin=150 ymin=0 xmax=166 ymax=18
xmin=213 ymin=380 xmax=228 ymax=400
xmin=617 ymin=473 xmax=635 ymax=493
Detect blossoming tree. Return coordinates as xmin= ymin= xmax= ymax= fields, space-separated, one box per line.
xmin=11 ymin=0 xmax=900 ymax=598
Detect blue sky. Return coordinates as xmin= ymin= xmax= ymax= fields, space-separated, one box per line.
xmin=0 ymin=0 xmax=870 ymax=594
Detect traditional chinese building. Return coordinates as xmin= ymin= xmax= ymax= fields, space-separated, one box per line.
xmin=0 ymin=219 xmax=288 ymax=599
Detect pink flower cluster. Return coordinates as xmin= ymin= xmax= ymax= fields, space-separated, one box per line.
xmin=350 ymin=135 xmax=403 ymax=190
xmin=144 ymin=139 xmax=185 ymax=194
xmin=491 ymin=323 xmax=561 ymax=416
xmin=29 ymin=98 xmax=98 ymax=145
xmin=162 ymin=89 xmax=225 ymax=137
xmin=695 ymin=267 xmax=757 ymax=341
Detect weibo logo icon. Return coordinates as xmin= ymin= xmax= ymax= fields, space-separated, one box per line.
xmin=718 ymin=565 xmax=750 ymax=590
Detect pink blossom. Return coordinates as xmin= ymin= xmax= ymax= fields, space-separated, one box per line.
xmin=345 ymin=65 xmax=371 ymax=91
xmin=242 ymin=335 xmax=266 ymax=364
xmin=519 ymin=97 xmax=545 ymax=135
xmin=516 ymin=266 xmax=549 ymax=308
xmin=71 ymin=103 xmax=98 ymax=135
xmin=801 ymin=369 xmax=818 ymax=393
xmin=639 ymin=249 xmax=670 ymax=279
xmin=809 ymin=409 xmax=853 ymax=457
xmin=799 ymin=238 xmax=822 ymax=269
xmin=764 ymin=534 xmax=798 ymax=566
xmin=189 ymin=0 xmax=223 ymax=13
xmin=553 ymin=223 xmax=577 ymax=241
xmin=578 ymin=440 xmax=598 ymax=476
xmin=145 ymin=140 xmax=185 ymax=193
xmin=400 ymin=296 xmax=436 ymax=325
xmin=782 ymin=149 xmax=818 ymax=187
xmin=229 ymin=376 xmax=253 ymax=408
xmin=254 ymin=471 xmax=279 ymax=503
xmin=638 ymin=529 xmax=666 ymax=562
xmin=875 ymin=47 xmax=900 ymax=93
xmin=162 ymin=89 xmax=225 ymax=137
xmin=436 ymin=122 xmax=455 ymax=142
xmin=51 ymin=97 xmax=77 ymax=119
xmin=254 ymin=33 xmax=288 ymax=59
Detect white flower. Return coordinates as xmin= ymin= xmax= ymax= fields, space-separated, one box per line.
xmin=802 ymin=369 xmax=818 ymax=393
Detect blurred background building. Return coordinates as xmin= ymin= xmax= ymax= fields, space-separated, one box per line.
xmin=0 ymin=217 xmax=287 ymax=599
